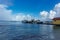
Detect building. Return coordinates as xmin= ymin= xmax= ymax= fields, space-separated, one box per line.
xmin=53 ymin=17 xmax=60 ymax=24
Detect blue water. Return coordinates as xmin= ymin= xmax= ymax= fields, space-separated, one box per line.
xmin=0 ymin=22 xmax=54 ymax=40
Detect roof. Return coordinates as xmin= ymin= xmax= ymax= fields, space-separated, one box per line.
xmin=53 ymin=17 xmax=60 ymax=20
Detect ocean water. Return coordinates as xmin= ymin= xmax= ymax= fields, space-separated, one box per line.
xmin=0 ymin=22 xmax=54 ymax=40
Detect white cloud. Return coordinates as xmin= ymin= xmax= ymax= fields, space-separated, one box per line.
xmin=49 ymin=3 xmax=60 ymax=19
xmin=0 ymin=4 xmax=12 ymax=21
xmin=13 ymin=3 xmax=60 ymax=21
xmin=26 ymin=14 xmax=33 ymax=21
xmin=40 ymin=11 xmax=48 ymax=21
xmin=15 ymin=15 xmax=25 ymax=21
xmin=55 ymin=3 xmax=60 ymax=8
xmin=1 ymin=3 xmax=60 ymax=21
xmin=54 ymin=3 xmax=60 ymax=17
xmin=40 ymin=10 xmax=56 ymax=20
xmin=40 ymin=11 xmax=48 ymax=17
xmin=49 ymin=10 xmax=56 ymax=19
xmin=0 ymin=4 xmax=33 ymax=21
xmin=14 ymin=14 xmax=33 ymax=21
xmin=39 ymin=3 xmax=60 ymax=21
xmin=11 ymin=13 xmax=33 ymax=21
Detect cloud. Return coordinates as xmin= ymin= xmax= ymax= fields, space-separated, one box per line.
xmin=26 ymin=14 xmax=33 ymax=21
xmin=12 ymin=14 xmax=32 ymax=21
xmin=40 ymin=10 xmax=56 ymax=20
xmin=0 ymin=4 xmax=12 ymax=21
xmin=40 ymin=11 xmax=48 ymax=17
xmin=0 ymin=4 xmax=33 ymax=21
xmin=55 ymin=3 xmax=60 ymax=8
xmin=49 ymin=3 xmax=60 ymax=19
xmin=1 ymin=3 xmax=60 ymax=21
xmin=14 ymin=14 xmax=26 ymax=21
xmin=54 ymin=3 xmax=60 ymax=17
xmin=40 ymin=11 xmax=48 ymax=21
xmin=40 ymin=3 xmax=60 ymax=21
xmin=49 ymin=10 xmax=56 ymax=19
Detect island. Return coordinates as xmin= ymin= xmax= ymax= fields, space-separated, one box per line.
xmin=22 ymin=19 xmax=43 ymax=24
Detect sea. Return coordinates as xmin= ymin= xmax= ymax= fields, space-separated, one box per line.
xmin=0 ymin=21 xmax=60 ymax=40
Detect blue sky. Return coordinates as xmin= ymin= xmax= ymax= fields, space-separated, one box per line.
xmin=10 ymin=0 xmax=59 ymax=14
xmin=0 ymin=0 xmax=60 ymax=21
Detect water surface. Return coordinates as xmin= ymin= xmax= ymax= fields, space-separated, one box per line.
xmin=0 ymin=22 xmax=57 ymax=40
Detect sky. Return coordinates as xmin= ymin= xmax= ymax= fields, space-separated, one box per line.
xmin=0 ymin=0 xmax=60 ymax=21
